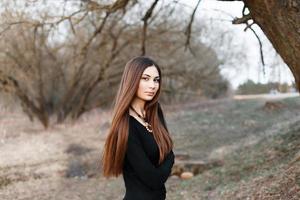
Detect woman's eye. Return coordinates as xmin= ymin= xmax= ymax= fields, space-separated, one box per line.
xmin=141 ymin=77 xmax=160 ymax=82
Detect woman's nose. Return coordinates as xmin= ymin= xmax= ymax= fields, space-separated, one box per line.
xmin=149 ymin=80 xmax=156 ymax=88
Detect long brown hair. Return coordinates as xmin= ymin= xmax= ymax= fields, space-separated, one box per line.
xmin=101 ymin=56 xmax=173 ymax=178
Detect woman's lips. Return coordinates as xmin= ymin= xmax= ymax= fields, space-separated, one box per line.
xmin=145 ymin=92 xmax=155 ymax=96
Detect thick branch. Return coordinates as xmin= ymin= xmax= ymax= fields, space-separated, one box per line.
xmin=232 ymin=14 xmax=251 ymax=24
xmin=184 ymin=0 xmax=202 ymax=49
xmin=86 ymin=0 xmax=131 ymax=13
xmin=141 ymin=0 xmax=160 ymax=55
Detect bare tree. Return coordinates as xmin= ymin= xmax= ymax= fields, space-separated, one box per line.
xmin=214 ymin=0 xmax=300 ymax=90
xmin=0 ymin=0 xmax=230 ymax=128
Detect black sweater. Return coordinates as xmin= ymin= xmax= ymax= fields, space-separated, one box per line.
xmin=122 ymin=115 xmax=175 ymax=200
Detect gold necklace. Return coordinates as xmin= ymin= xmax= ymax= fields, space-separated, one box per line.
xmin=130 ymin=106 xmax=153 ymax=133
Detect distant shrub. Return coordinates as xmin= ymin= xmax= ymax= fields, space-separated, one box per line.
xmin=236 ymin=80 xmax=294 ymax=94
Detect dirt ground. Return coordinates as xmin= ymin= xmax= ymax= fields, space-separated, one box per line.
xmin=0 ymin=105 xmax=185 ymax=200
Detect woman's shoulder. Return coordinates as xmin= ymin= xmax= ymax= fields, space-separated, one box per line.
xmin=128 ymin=115 xmax=150 ymax=139
xmin=128 ymin=115 xmax=144 ymax=128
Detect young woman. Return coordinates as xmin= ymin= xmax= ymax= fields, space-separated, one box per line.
xmin=101 ymin=56 xmax=175 ymax=200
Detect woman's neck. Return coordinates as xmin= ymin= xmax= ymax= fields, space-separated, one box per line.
xmin=130 ymin=97 xmax=145 ymax=116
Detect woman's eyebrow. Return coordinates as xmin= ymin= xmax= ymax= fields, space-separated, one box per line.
xmin=142 ymin=74 xmax=160 ymax=78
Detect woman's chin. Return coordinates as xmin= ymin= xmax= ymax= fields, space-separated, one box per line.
xmin=142 ymin=96 xmax=154 ymax=101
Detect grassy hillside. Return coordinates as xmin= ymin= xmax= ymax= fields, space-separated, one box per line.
xmin=167 ymin=97 xmax=300 ymax=160
xmin=166 ymin=97 xmax=300 ymax=199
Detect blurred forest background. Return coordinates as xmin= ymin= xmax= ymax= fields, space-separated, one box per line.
xmin=0 ymin=0 xmax=296 ymax=127
xmin=0 ymin=0 xmax=232 ymax=128
xmin=0 ymin=0 xmax=299 ymax=200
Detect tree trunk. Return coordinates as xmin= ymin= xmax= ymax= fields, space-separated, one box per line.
xmin=244 ymin=0 xmax=300 ymax=90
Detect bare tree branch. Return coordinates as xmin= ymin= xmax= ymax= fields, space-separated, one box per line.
xmin=0 ymin=8 xmax=87 ymax=37
xmin=80 ymin=12 xmax=110 ymax=57
xmin=0 ymin=70 xmax=48 ymax=127
xmin=232 ymin=14 xmax=251 ymax=24
xmin=184 ymin=0 xmax=201 ymax=50
xmin=72 ymin=23 xmax=132 ymax=118
xmin=248 ymin=25 xmax=265 ymax=71
xmin=85 ymin=0 xmax=131 ymax=13
xmin=229 ymin=4 xmax=266 ymax=72
xmin=141 ymin=0 xmax=160 ymax=55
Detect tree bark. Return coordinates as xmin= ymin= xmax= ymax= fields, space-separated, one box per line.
xmin=244 ymin=0 xmax=300 ymax=90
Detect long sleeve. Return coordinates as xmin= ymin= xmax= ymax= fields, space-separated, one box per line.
xmin=125 ymin=125 xmax=174 ymax=190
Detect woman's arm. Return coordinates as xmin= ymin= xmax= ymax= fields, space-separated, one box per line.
xmin=125 ymin=126 xmax=174 ymax=190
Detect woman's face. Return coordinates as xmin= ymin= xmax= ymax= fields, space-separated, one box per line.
xmin=136 ymin=65 xmax=160 ymax=102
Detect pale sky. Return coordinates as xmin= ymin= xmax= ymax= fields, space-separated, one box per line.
xmin=183 ymin=0 xmax=295 ymax=89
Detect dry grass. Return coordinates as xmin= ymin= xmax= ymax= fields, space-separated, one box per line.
xmin=166 ymin=97 xmax=300 ymax=200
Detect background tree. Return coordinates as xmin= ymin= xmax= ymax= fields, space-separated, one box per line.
xmin=0 ymin=0 xmax=233 ymax=127
xmin=216 ymin=0 xmax=300 ymax=90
